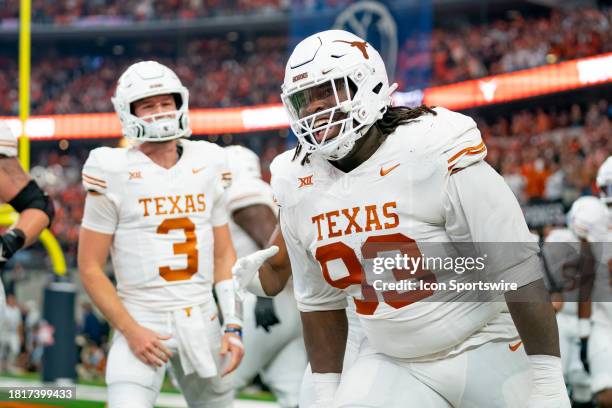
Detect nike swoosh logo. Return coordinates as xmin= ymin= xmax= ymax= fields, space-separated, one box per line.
xmin=322 ymin=68 xmax=334 ymax=75
xmin=192 ymin=166 xmax=206 ymax=174
xmin=380 ymin=163 xmax=400 ymax=177
xmin=509 ymin=341 xmax=523 ymax=352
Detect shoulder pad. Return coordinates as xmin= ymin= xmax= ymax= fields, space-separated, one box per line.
xmin=184 ymin=140 xmax=232 ymax=189
xmin=545 ymin=228 xmax=578 ymax=243
xmin=270 ymin=149 xmax=304 ymax=209
xmin=432 ymin=107 xmax=486 ymax=173
xmin=227 ymin=177 xmax=275 ymax=213
xmin=82 ymin=147 xmax=127 ymax=194
xmin=0 ymin=120 xmax=18 ymax=157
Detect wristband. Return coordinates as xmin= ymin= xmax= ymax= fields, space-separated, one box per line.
xmin=224 ymin=326 xmax=243 ymax=338
xmin=215 ymin=279 xmax=243 ymax=327
xmin=312 ymin=372 xmax=341 ymax=406
xmin=528 ymin=354 xmax=566 ymax=397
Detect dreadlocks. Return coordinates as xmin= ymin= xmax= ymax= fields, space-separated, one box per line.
xmin=291 ymin=104 xmax=437 ymax=165
xmin=375 ymin=104 xmax=437 ymax=137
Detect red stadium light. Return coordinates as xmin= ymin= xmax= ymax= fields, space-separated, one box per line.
xmin=2 ymin=52 xmax=611 ymax=140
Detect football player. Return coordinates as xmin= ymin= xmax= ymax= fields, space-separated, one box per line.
xmin=543 ymin=197 xmax=607 ymax=405
xmin=77 ymin=61 xmax=243 ymax=408
xmin=590 ymin=157 xmax=612 ymax=408
xmin=0 ymin=120 xmax=54 ymax=327
xmin=225 ymin=145 xmax=307 ymax=408
xmin=266 ymin=30 xmax=570 ymax=407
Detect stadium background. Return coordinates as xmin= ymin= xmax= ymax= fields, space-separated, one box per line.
xmin=0 ymin=0 xmax=610 ymax=406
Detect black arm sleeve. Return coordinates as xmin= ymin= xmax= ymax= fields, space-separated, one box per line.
xmin=8 ymin=180 xmax=55 ymax=226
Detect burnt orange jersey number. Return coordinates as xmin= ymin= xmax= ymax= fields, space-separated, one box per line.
xmin=157 ymin=217 xmax=198 ymax=281
xmin=315 ymin=232 xmax=436 ymax=315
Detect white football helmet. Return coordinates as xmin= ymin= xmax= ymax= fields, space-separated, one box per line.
xmin=281 ymin=30 xmax=398 ymax=160
xmin=0 ymin=120 xmax=17 ymax=157
xmin=567 ymin=196 xmax=608 ymax=242
xmin=596 ymin=156 xmax=612 ymax=205
xmin=112 ymin=61 xmax=190 ymax=142
xmin=225 ymin=145 xmax=261 ymax=180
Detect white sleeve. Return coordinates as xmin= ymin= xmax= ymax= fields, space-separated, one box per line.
xmin=444 ymin=160 xmax=541 ymax=288
xmin=280 ymin=209 xmax=347 ymax=312
xmin=81 ymin=193 xmax=119 ymax=235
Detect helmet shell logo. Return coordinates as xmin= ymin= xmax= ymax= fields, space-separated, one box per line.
xmin=333 ymin=40 xmax=370 ymax=59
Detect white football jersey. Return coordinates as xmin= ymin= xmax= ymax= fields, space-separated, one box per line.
xmin=226 ymin=176 xmax=277 ymax=258
xmin=543 ymin=228 xmax=581 ymax=316
xmin=271 ymin=107 xmax=540 ymax=360
xmin=0 ymin=120 xmax=18 ymax=157
xmin=592 ymin=220 xmax=612 ymax=326
xmin=81 ymin=140 xmax=231 ymax=311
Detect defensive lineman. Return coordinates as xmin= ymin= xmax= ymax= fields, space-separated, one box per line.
xmin=268 ymin=30 xmax=569 ymax=407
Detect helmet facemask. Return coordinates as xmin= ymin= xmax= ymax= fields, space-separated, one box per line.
xmin=599 ymin=182 xmax=612 ymax=206
xmin=596 ymin=156 xmax=612 ymax=206
xmin=124 ymin=92 xmax=190 ymax=143
xmin=281 ymin=30 xmax=398 ymax=161
xmin=283 ymin=68 xmax=380 ymax=161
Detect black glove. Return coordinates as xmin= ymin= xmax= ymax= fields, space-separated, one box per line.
xmin=254 ymin=296 xmax=280 ymax=332
xmin=0 ymin=229 xmax=25 ymax=268
xmin=579 ymin=337 xmax=589 ymax=373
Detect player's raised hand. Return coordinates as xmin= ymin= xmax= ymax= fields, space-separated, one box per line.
xmin=123 ymin=323 xmax=172 ymax=367
xmin=232 ymin=245 xmax=279 ymax=299
xmin=220 ymin=330 xmax=244 ymax=376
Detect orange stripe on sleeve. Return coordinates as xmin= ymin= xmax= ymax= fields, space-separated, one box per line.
xmin=82 ymin=173 xmax=107 ymax=184
xmin=447 ymin=141 xmax=485 ymax=164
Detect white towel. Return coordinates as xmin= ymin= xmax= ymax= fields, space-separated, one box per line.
xmin=172 ymin=306 xmax=218 ymax=378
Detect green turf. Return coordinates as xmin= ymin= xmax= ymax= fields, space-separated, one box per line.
xmin=0 ymin=392 xmax=104 ymax=407
xmin=0 ymin=373 xmax=278 ymax=405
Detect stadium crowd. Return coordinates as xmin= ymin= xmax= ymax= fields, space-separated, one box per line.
xmin=0 ymin=5 xmax=609 ymax=116
xmin=0 ymin=0 xmax=358 ymax=24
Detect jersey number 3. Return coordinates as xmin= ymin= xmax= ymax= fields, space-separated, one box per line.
xmin=315 ymin=233 xmax=436 ymax=315
xmin=157 ymin=217 xmax=198 ymax=281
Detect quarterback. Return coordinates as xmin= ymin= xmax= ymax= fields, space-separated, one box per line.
xmin=262 ymin=30 xmax=570 ymax=407
xmin=225 ymin=145 xmax=307 ymax=408
xmin=78 ymin=61 xmax=243 ymax=408
xmin=0 ymin=120 xmax=54 ymax=327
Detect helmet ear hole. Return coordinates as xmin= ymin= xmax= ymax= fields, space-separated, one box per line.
xmin=172 ymin=93 xmax=183 ymax=109
xmin=372 ymin=83 xmax=383 ymax=95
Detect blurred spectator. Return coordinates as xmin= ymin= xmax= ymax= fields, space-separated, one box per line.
xmin=0 ymin=294 xmax=23 ymax=374
xmin=80 ymin=302 xmax=107 ymax=346
xmin=426 ymin=7 xmax=612 ymax=87
xmin=1 ymin=6 xmax=610 ymax=116
xmin=481 ymin=98 xmax=611 ymax=206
